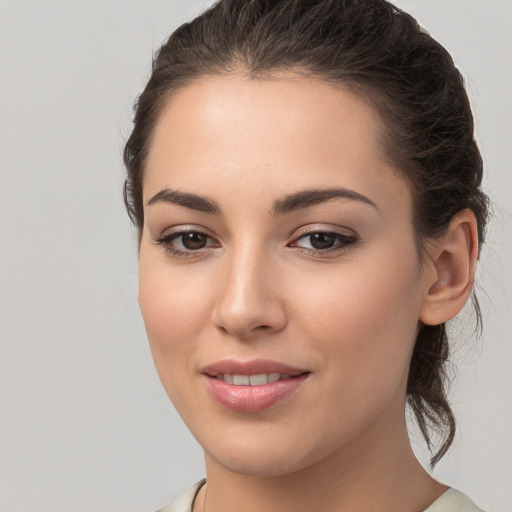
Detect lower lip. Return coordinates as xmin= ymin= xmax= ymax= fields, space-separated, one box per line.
xmin=204 ymin=374 xmax=309 ymax=413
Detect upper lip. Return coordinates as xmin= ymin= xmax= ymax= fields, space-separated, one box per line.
xmin=201 ymin=358 xmax=308 ymax=377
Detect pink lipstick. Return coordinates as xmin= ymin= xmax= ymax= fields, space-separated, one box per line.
xmin=201 ymin=359 xmax=310 ymax=413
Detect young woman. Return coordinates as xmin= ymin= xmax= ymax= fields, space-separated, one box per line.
xmin=123 ymin=1 xmax=489 ymax=510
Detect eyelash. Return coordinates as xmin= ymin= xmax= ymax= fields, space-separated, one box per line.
xmin=154 ymin=228 xmax=358 ymax=258
xmin=290 ymin=230 xmax=358 ymax=256
xmin=154 ymin=229 xmax=220 ymax=258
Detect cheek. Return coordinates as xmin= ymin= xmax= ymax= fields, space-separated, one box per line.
xmin=294 ymin=250 xmax=421 ymax=331
xmin=137 ymin=253 xmax=213 ymax=386
xmin=291 ymin=250 xmax=422 ymax=393
xmin=297 ymin=276 xmax=419 ymax=448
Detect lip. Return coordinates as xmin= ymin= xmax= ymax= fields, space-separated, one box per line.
xmin=201 ymin=358 xmax=310 ymax=413
xmin=201 ymin=358 xmax=308 ymax=377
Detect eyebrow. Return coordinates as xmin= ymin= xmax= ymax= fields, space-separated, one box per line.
xmin=146 ymin=187 xmax=378 ymax=215
xmin=270 ymin=187 xmax=378 ymax=215
xmin=147 ymin=189 xmax=221 ymax=214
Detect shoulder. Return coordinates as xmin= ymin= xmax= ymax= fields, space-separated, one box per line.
xmin=424 ymin=488 xmax=486 ymax=512
xmin=155 ymin=480 xmax=206 ymax=512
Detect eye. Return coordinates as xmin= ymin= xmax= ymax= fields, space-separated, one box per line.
xmin=290 ymin=229 xmax=358 ymax=256
xmin=154 ymin=228 xmax=220 ymax=257
xmin=177 ymin=231 xmax=209 ymax=250
xmin=302 ymin=232 xmax=337 ymax=250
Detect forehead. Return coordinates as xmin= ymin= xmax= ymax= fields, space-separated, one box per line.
xmin=144 ymin=72 xmax=411 ymax=218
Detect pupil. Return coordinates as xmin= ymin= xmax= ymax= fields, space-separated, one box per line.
xmin=310 ymin=233 xmax=335 ymax=250
xmin=183 ymin=232 xmax=207 ymax=250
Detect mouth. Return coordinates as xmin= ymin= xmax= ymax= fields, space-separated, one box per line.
xmin=201 ymin=359 xmax=310 ymax=412
xmin=212 ymin=372 xmax=296 ymax=385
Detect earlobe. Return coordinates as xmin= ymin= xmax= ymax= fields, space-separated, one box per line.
xmin=420 ymin=209 xmax=479 ymax=326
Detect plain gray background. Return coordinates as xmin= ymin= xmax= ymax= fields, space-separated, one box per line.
xmin=0 ymin=1 xmax=511 ymax=511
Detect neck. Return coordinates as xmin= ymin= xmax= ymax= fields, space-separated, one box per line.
xmin=198 ymin=409 xmax=446 ymax=512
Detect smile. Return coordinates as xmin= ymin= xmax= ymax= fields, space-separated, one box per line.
xmin=202 ymin=359 xmax=310 ymax=413
xmin=216 ymin=373 xmax=291 ymax=385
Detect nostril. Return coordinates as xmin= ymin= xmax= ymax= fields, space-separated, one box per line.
xmin=217 ymin=324 xmax=271 ymax=334
xmin=212 ymin=296 xmax=288 ymax=338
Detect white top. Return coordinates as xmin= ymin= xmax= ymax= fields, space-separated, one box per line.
xmin=156 ymin=480 xmax=485 ymax=512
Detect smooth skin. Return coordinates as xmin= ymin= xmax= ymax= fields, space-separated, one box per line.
xmin=138 ymin=71 xmax=478 ymax=512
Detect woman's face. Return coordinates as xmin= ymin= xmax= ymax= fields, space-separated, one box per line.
xmin=138 ymin=73 xmax=432 ymax=476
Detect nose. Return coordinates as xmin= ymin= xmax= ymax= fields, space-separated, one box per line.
xmin=211 ymin=247 xmax=288 ymax=340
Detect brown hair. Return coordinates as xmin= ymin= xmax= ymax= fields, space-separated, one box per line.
xmin=123 ymin=0 xmax=489 ymax=466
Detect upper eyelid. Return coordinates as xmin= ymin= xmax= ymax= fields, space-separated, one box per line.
xmin=158 ymin=225 xmax=217 ymax=238
xmin=289 ymin=225 xmax=358 ymax=246
xmin=153 ymin=226 xmax=219 ymax=245
xmin=292 ymin=224 xmax=356 ymax=238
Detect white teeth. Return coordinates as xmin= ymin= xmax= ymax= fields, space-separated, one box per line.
xmin=267 ymin=372 xmax=280 ymax=383
xmin=249 ymin=374 xmax=267 ymax=385
xmin=220 ymin=373 xmax=293 ymax=386
xmin=233 ymin=375 xmax=250 ymax=385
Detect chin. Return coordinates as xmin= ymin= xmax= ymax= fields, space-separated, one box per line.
xmin=211 ymin=451 xmax=308 ymax=477
xmin=203 ymin=432 xmax=325 ymax=478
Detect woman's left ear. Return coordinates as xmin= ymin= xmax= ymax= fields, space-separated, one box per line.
xmin=420 ymin=209 xmax=479 ymax=326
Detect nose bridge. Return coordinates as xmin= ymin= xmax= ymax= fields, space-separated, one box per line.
xmin=213 ymin=239 xmax=286 ymax=338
